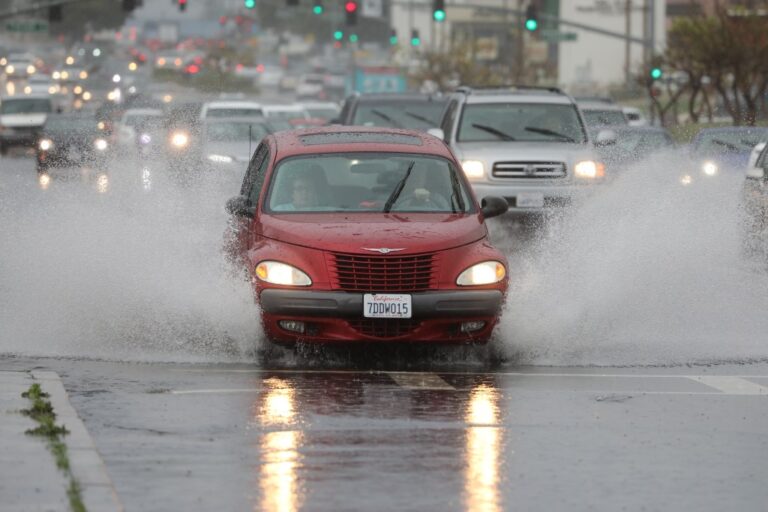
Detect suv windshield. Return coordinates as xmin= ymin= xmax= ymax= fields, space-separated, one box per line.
xmin=353 ymin=102 xmax=447 ymax=130
xmin=0 ymin=98 xmax=52 ymax=114
xmin=457 ymin=103 xmax=586 ymax=143
xmin=267 ymin=154 xmax=473 ymax=214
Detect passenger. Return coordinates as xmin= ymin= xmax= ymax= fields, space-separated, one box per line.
xmin=273 ymin=166 xmax=327 ymax=211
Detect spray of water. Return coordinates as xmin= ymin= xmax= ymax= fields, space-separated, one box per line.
xmin=0 ymin=157 xmax=261 ymax=362
xmin=496 ymin=151 xmax=768 ymax=366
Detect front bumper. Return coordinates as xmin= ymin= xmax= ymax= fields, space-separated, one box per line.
xmin=470 ymin=182 xmax=599 ymax=210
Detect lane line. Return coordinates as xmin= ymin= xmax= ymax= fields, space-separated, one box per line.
xmin=386 ymin=372 xmax=455 ymax=390
xmin=687 ymin=376 xmax=768 ymax=396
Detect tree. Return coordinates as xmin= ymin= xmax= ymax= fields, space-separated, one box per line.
xmin=409 ymin=41 xmax=507 ymax=91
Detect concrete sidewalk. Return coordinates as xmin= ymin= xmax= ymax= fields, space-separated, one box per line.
xmin=0 ymin=370 xmax=122 ymax=512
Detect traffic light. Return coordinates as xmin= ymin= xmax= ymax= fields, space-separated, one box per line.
xmin=349 ymin=34 xmax=358 ymax=43
xmin=244 ymin=0 xmax=255 ymax=9
xmin=389 ymin=29 xmax=398 ymax=45
xmin=524 ymin=4 xmax=539 ymax=31
xmin=49 ymin=5 xmax=63 ymax=22
xmin=178 ymin=0 xmax=187 ymax=12
xmin=650 ymin=67 xmax=663 ymax=80
xmin=313 ymin=1 xmax=323 ymax=14
xmin=345 ymin=1 xmax=358 ymax=26
xmin=410 ymin=29 xmax=420 ymax=47
xmin=333 ymin=30 xmax=344 ymax=41
xmin=432 ymin=0 xmax=446 ymax=22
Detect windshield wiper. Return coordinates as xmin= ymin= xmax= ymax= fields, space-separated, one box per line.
xmin=371 ymin=109 xmax=404 ymax=128
xmin=711 ymin=139 xmax=740 ymax=151
xmin=403 ymin=110 xmax=436 ymax=126
xmin=471 ymin=123 xmax=516 ymax=141
xmin=524 ymin=126 xmax=576 ymax=142
xmin=383 ymin=161 xmax=416 ymax=213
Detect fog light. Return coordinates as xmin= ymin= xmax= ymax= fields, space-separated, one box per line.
xmin=461 ymin=321 xmax=486 ymax=333
xmin=279 ymin=320 xmax=306 ymax=334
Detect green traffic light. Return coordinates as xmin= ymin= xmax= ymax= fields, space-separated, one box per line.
xmin=244 ymin=0 xmax=255 ymax=8
xmin=349 ymin=34 xmax=358 ymax=42
xmin=433 ymin=9 xmax=446 ymax=22
xmin=333 ymin=30 xmax=344 ymax=41
xmin=389 ymin=35 xmax=398 ymax=45
xmin=525 ymin=19 xmax=538 ymax=31
xmin=313 ymin=5 xmax=323 ymax=14
xmin=650 ymin=67 xmax=662 ymax=80
xmin=411 ymin=37 xmax=420 ymax=46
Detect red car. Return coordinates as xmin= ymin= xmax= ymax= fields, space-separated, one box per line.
xmin=225 ymin=126 xmax=510 ymax=345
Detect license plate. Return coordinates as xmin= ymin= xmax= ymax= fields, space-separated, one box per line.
xmin=363 ymin=294 xmax=412 ymax=319
xmin=516 ymin=192 xmax=544 ymax=208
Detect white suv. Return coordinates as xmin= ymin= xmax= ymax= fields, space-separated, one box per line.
xmin=431 ymin=86 xmax=607 ymax=211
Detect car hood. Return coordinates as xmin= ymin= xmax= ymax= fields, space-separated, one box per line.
xmin=262 ymin=213 xmax=486 ymax=254
xmin=0 ymin=113 xmax=48 ymax=127
xmin=204 ymin=141 xmax=252 ymax=162
xmin=453 ymin=141 xmax=596 ymax=164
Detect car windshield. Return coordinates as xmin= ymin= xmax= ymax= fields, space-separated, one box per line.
xmin=207 ymin=108 xmax=263 ymax=118
xmin=0 ymin=98 xmax=52 ymax=114
xmin=615 ymin=131 xmax=673 ymax=153
xmin=457 ymin=103 xmax=587 ymax=143
xmin=694 ymin=130 xmax=768 ymax=155
xmin=205 ymin=122 xmax=269 ymax=142
xmin=352 ymin=102 xmax=447 ymax=130
xmin=582 ymin=109 xmax=627 ymax=127
xmin=267 ymin=153 xmax=473 ymax=214
xmin=265 ymin=109 xmax=306 ymax=120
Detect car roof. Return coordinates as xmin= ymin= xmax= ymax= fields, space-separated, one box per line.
xmin=203 ymin=116 xmax=273 ymax=124
xmin=354 ymin=93 xmax=446 ymax=103
xmin=270 ymin=126 xmax=451 ymax=160
xmin=263 ymin=105 xmax=307 ymax=111
xmin=578 ymin=101 xmax=625 ymax=111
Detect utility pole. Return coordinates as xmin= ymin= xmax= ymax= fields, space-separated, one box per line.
xmin=515 ymin=0 xmax=524 ymax=82
xmin=625 ymin=0 xmax=632 ymax=86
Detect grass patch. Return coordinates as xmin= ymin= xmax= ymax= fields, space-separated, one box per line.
xmin=21 ymin=382 xmax=86 ymax=512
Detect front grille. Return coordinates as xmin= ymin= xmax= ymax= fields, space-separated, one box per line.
xmin=493 ymin=161 xmax=567 ymax=179
xmin=348 ymin=319 xmax=421 ymax=338
xmin=328 ymin=252 xmax=437 ymax=292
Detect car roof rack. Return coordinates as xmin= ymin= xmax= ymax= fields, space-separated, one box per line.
xmin=574 ymin=96 xmax=615 ymax=104
xmin=455 ymin=85 xmax=565 ymax=95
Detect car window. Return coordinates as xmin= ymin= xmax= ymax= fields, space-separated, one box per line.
xmin=0 ymin=98 xmax=52 ymax=114
xmin=693 ymin=130 xmax=768 ymax=155
xmin=205 ymin=123 xmax=269 ymax=142
xmin=457 ymin=103 xmax=586 ymax=143
xmin=243 ymin=145 xmax=270 ymax=204
xmin=351 ymin=102 xmax=447 ymax=130
xmin=265 ymin=153 xmax=473 ymax=214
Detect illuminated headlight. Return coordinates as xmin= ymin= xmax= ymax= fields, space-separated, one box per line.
xmin=574 ymin=160 xmax=605 ymax=178
xmin=208 ymin=154 xmax=233 ymax=163
xmin=23 ymin=86 xmax=31 ymax=94
xmin=0 ymin=58 xmax=6 ymax=66
xmin=171 ymin=132 xmax=189 ymax=147
xmin=462 ymin=160 xmax=485 ymax=179
xmin=79 ymin=71 xmax=88 ymax=80
xmin=255 ymin=261 xmax=312 ymax=286
xmin=27 ymin=65 xmax=36 ymax=75
xmin=5 ymin=65 xmax=14 ymax=74
xmin=680 ymin=174 xmax=693 ymax=186
xmin=39 ymin=139 xmax=53 ymax=151
xmin=94 ymin=138 xmax=108 ymax=151
xmin=702 ymin=161 xmax=718 ymax=176
xmin=456 ymin=261 xmax=506 ymax=286
xmin=38 ymin=173 xmax=51 ymax=189
xmin=82 ymin=91 xmax=92 ymax=101
xmin=52 ymin=71 xmax=60 ymax=79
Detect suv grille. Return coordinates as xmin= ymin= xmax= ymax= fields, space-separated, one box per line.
xmin=492 ymin=161 xmax=567 ymax=179
xmin=327 ymin=252 xmax=437 ymax=292
xmin=348 ymin=319 xmax=421 ymax=338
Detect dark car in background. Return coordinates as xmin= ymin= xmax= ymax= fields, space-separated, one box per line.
xmin=202 ymin=116 xmax=286 ymax=177
xmin=687 ymin=127 xmax=768 ymax=183
xmin=336 ymin=93 xmax=448 ymax=132
xmin=36 ymin=112 xmax=109 ymax=172
xmin=592 ymin=125 xmax=676 ymax=175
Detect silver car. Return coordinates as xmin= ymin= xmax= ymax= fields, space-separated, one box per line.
xmin=431 ymin=86 xmax=607 ymax=211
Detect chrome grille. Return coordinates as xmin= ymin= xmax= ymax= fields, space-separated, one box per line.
xmin=492 ymin=161 xmax=567 ymax=179
xmin=348 ymin=319 xmax=421 ymax=338
xmin=328 ymin=252 xmax=437 ymax=292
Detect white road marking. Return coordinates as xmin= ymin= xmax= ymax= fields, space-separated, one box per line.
xmin=687 ymin=376 xmax=768 ymax=396
xmin=386 ymin=372 xmax=455 ymax=390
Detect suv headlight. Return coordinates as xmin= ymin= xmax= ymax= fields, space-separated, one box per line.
xmin=574 ymin=160 xmax=605 ymax=178
xmin=702 ymin=161 xmax=718 ymax=176
xmin=462 ymin=160 xmax=485 ymax=179
xmin=171 ymin=131 xmax=189 ymax=148
xmin=457 ymin=261 xmax=506 ymax=286
xmin=255 ymin=261 xmax=312 ymax=286
xmin=39 ymin=139 xmax=53 ymax=151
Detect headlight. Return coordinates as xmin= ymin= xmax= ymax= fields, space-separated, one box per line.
xmin=171 ymin=132 xmax=189 ymax=147
xmin=574 ymin=160 xmax=605 ymax=178
xmin=702 ymin=161 xmax=718 ymax=176
xmin=94 ymin=138 xmax=108 ymax=151
xmin=456 ymin=261 xmax=506 ymax=286
xmin=680 ymin=174 xmax=693 ymax=186
xmin=255 ymin=261 xmax=312 ymax=286
xmin=0 ymin=58 xmax=6 ymax=66
xmin=5 ymin=65 xmax=14 ymax=74
xmin=27 ymin=65 xmax=36 ymax=75
xmin=39 ymin=139 xmax=53 ymax=151
xmin=462 ymin=160 xmax=485 ymax=179
xmin=208 ymin=154 xmax=233 ymax=163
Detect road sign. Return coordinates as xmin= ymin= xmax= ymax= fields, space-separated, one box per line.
xmin=5 ymin=19 xmax=48 ymax=32
xmin=539 ymin=29 xmax=577 ymax=42
xmin=350 ymin=67 xmax=406 ymax=94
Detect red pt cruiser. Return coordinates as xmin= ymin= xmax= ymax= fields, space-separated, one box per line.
xmin=225 ymin=127 xmax=510 ymax=345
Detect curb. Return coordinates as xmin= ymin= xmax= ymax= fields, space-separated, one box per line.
xmin=32 ymin=370 xmax=124 ymax=512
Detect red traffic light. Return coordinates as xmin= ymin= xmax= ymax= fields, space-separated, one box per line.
xmin=345 ymin=1 xmax=358 ymax=13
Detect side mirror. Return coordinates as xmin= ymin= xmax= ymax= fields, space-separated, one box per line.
xmin=427 ymin=128 xmax=445 ymax=141
xmin=226 ymin=195 xmax=254 ymax=218
xmin=595 ymin=129 xmax=617 ymax=147
xmin=746 ymin=167 xmax=766 ymax=180
xmin=480 ymin=196 xmax=509 ymax=219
